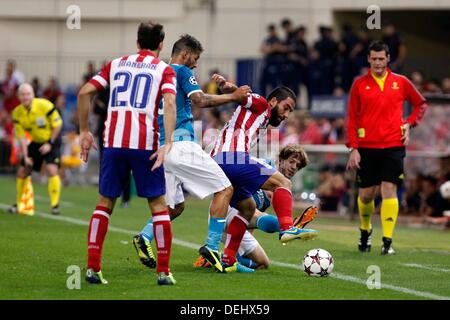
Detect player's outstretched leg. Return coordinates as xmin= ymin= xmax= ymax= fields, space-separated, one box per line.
xmin=86 ymin=205 xmax=112 ymax=284
xmin=293 ymin=206 xmax=318 ymax=229
xmin=272 ymin=187 xmax=318 ymax=243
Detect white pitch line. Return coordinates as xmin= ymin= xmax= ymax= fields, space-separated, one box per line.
xmin=401 ymin=263 xmax=450 ymax=273
xmin=1 ymin=203 xmax=449 ymax=300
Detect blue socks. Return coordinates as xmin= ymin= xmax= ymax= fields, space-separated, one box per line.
xmin=236 ymin=253 xmax=258 ymax=269
xmin=140 ymin=218 xmax=154 ymax=242
xmin=205 ymin=217 xmax=226 ymax=252
xmin=256 ymin=214 xmax=280 ymax=233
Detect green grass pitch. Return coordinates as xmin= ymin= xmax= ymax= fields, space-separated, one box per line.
xmin=0 ymin=176 xmax=449 ymax=300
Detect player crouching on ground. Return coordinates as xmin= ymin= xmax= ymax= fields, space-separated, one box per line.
xmin=196 ymin=144 xmax=318 ymax=270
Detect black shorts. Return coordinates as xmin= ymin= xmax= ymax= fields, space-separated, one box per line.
xmin=356 ymin=147 xmax=405 ymax=188
xmin=22 ymin=142 xmax=61 ymax=172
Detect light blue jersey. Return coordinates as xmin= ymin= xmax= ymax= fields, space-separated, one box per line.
xmin=158 ymin=64 xmax=202 ymax=145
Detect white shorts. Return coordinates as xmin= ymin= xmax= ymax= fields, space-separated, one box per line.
xmin=164 ymin=141 xmax=231 ymax=208
xmin=223 ymin=207 xmax=259 ymax=257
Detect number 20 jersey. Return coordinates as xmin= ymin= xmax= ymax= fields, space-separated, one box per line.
xmin=89 ymin=50 xmax=176 ymax=151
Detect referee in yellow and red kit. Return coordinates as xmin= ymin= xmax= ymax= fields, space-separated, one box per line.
xmin=345 ymin=40 xmax=428 ymax=255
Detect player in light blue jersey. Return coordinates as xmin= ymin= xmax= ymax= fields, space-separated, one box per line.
xmin=194 ymin=144 xmax=318 ymax=270
xmin=133 ymin=34 xmax=253 ymax=272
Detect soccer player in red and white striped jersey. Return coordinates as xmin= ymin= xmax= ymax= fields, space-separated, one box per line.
xmin=209 ymin=74 xmax=318 ymax=272
xmin=77 ymin=21 xmax=177 ymax=285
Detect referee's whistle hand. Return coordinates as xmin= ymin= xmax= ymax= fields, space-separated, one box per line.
xmin=346 ymin=149 xmax=361 ymax=170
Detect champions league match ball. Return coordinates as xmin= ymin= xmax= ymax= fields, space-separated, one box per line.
xmin=302 ymin=248 xmax=334 ymax=277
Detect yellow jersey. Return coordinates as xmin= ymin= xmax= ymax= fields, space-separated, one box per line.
xmin=12 ymin=98 xmax=63 ymax=144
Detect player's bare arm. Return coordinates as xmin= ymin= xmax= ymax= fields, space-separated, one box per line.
xmin=211 ymin=73 xmax=239 ymax=94
xmin=150 ymin=92 xmax=176 ymax=171
xmin=190 ymin=85 xmax=251 ymax=108
xmin=77 ymin=82 xmax=99 ymax=162
xmin=17 ymin=136 xmax=33 ymax=167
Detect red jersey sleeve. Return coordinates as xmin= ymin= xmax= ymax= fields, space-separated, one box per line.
xmin=89 ymin=61 xmax=112 ymax=90
xmin=403 ymin=77 xmax=428 ymax=127
xmin=242 ymin=93 xmax=269 ymax=114
xmin=346 ymin=81 xmax=360 ymax=148
xmin=161 ymin=65 xmax=177 ymax=95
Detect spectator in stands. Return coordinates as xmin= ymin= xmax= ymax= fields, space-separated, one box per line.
xmin=313 ymin=26 xmax=337 ymax=95
xmin=288 ymin=26 xmax=309 ymax=96
xmin=0 ymin=61 xmax=21 ymax=114
xmin=329 ymin=117 xmax=346 ymax=144
xmin=280 ymin=18 xmax=300 ymax=96
xmin=350 ymin=28 xmax=372 ymax=76
xmin=441 ymin=77 xmax=450 ymax=94
xmin=298 ymin=111 xmax=323 ymax=144
xmin=56 ymin=94 xmax=77 ymax=134
xmin=403 ymin=174 xmax=423 ymax=215
xmin=31 ymin=77 xmax=43 ymax=97
xmin=317 ymin=164 xmax=347 ymax=211
xmin=308 ymin=48 xmax=324 ymax=96
xmin=42 ymin=77 xmax=62 ymax=104
xmin=259 ymin=24 xmax=283 ymax=96
xmin=340 ymin=24 xmax=358 ymax=57
xmin=423 ymin=79 xmax=442 ymax=94
xmin=335 ymin=41 xmax=353 ymax=92
xmin=410 ymin=71 xmax=425 ymax=93
xmin=1 ymin=60 xmax=24 ymax=85
xmin=281 ymin=117 xmax=300 ymax=147
xmin=382 ymin=22 xmax=407 ymax=73
xmin=83 ymin=61 xmax=96 ymax=81
xmin=421 ymin=175 xmax=449 ymax=219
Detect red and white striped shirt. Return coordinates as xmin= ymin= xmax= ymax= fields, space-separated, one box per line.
xmin=211 ymin=93 xmax=271 ymax=156
xmin=89 ymin=50 xmax=176 ymax=150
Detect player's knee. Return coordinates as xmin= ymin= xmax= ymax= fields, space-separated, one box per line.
xmin=220 ymin=185 xmax=234 ymax=199
xmin=381 ymin=182 xmax=397 ymax=198
xmin=359 ymin=194 xmax=373 ymax=204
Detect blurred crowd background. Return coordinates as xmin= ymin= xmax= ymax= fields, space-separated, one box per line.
xmin=0 ymin=18 xmax=449 ymax=227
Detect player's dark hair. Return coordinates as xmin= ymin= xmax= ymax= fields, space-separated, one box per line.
xmin=171 ymin=34 xmax=204 ymax=57
xmin=137 ymin=21 xmax=165 ymax=50
xmin=267 ymin=86 xmax=297 ymax=104
xmin=368 ymin=40 xmax=390 ymax=56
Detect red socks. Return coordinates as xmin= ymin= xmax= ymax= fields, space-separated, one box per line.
xmin=152 ymin=209 xmax=172 ymax=274
xmin=222 ymin=215 xmax=248 ymax=266
xmin=87 ymin=205 xmax=112 ymax=272
xmin=272 ymin=187 xmax=293 ymax=231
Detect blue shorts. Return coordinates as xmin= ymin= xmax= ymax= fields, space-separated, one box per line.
xmin=99 ymin=148 xmax=165 ymax=199
xmin=213 ymin=152 xmax=276 ymax=208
